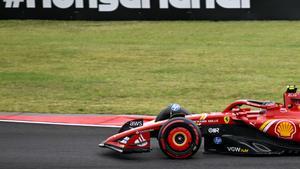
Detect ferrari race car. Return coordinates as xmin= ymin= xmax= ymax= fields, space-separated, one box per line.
xmin=100 ymin=86 xmax=300 ymax=159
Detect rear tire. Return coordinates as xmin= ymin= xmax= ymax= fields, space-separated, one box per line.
xmin=158 ymin=117 xmax=201 ymax=159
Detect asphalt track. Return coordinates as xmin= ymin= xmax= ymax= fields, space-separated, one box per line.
xmin=1 ymin=122 xmax=300 ymax=169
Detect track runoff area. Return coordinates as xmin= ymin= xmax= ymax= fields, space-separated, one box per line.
xmin=1 ymin=114 xmax=300 ymax=169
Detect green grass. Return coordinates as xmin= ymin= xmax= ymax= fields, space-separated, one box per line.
xmin=0 ymin=20 xmax=299 ymax=115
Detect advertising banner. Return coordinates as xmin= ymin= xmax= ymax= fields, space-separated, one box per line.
xmin=1 ymin=0 xmax=300 ymax=20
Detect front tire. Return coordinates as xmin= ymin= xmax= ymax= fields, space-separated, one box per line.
xmin=158 ymin=117 xmax=201 ymax=159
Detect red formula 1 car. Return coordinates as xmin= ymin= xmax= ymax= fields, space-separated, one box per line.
xmin=100 ymin=86 xmax=300 ymax=159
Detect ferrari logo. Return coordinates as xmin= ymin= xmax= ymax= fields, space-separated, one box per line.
xmin=224 ymin=116 xmax=230 ymax=124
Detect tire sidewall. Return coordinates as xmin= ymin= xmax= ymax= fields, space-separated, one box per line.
xmin=158 ymin=117 xmax=201 ymax=159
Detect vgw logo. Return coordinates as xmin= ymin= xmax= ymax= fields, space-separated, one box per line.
xmin=3 ymin=0 xmax=251 ymax=12
xmin=227 ymin=147 xmax=249 ymax=153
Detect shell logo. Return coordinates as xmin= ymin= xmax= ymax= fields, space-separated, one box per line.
xmin=275 ymin=120 xmax=296 ymax=139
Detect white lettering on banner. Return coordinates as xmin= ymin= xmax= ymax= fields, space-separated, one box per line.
xmin=3 ymin=0 xmax=24 ymax=8
xmin=52 ymin=0 xmax=75 ymax=9
xmin=160 ymin=0 xmax=200 ymax=9
xmin=99 ymin=0 xmax=118 ymax=12
xmin=99 ymin=0 xmax=150 ymax=12
xmin=89 ymin=0 xmax=97 ymax=8
xmin=2 ymin=0 xmax=251 ymax=10
xmin=26 ymin=0 xmax=35 ymax=8
xmin=42 ymin=0 xmax=51 ymax=8
xmin=141 ymin=0 xmax=151 ymax=8
xmin=121 ymin=0 xmax=150 ymax=9
xmin=42 ymin=0 xmax=84 ymax=8
xmin=76 ymin=0 xmax=84 ymax=8
xmin=206 ymin=0 xmax=250 ymax=9
xmin=191 ymin=0 xmax=201 ymax=9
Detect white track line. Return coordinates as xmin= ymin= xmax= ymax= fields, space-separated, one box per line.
xmin=0 ymin=120 xmax=121 ymax=128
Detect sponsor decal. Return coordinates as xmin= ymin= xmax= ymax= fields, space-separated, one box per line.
xmin=119 ymin=137 xmax=130 ymax=144
xmin=288 ymin=93 xmax=298 ymax=97
xmin=259 ymin=120 xmax=271 ymax=131
xmin=224 ymin=116 xmax=230 ymax=124
xmin=2 ymin=0 xmax=251 ymax=11
xmin=170 ymin=103 xmax=181 ymax=112
xmin=227 ymin=147 xmax=249 ymax=153
xmin=275 ymin=120 xmax=296 ymax=139
xmin=200 ymin=119 xmax=219 ymax=123
xmin=208 ymin=119 xmax=219 ymax=123
xmin=134 ymin=134 xmax=148 ymax=147
xmin=198 ymin=114 xmax=219 ymax=124
xmin=199 ymin=113 xmax=208 ymax=121
xmin=259 ymin=119 xmax=278 ymax=133
xmin=280 ymin=108 xmax=287 ymax=113
xmin=208 ymin=128 xmax=220 ymax=134
xmin=129 ymin=120 xmax=143 ymax=127
xmin=213 ymin=137 xmax=222 ymax=145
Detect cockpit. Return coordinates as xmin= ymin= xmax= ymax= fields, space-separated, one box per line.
xmin=284 ymin=85 xmax=300 ymax=111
